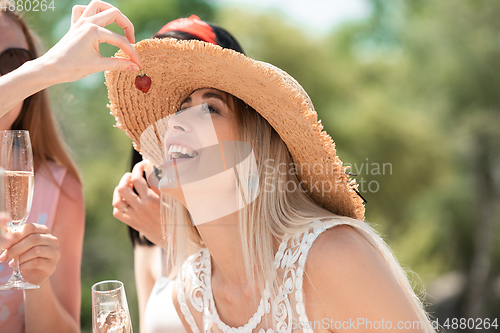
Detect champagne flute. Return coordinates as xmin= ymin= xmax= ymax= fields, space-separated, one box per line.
xmin=92 ymin=280 xmax=133 ymax=333
xmin=0 ymin=167 xmax=5 ymax=237
xmin=0 ymin=130 xmax=38 ymax=290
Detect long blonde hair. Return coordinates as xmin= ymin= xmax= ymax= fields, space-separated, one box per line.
xmin=162 ymin=92 xmax=435 ymax=332
xmin=2 ymin=9 xmax=81 ymax=184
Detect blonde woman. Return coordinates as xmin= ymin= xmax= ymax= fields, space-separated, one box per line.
xmin=106 ymin=38 xmax=435 ymax=332
xmin=0 ymin=1 xmax=140 ymax=331
xmin=112 ymin=15 xmax=246 ymax=333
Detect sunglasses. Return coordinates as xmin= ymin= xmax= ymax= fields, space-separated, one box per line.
xmin=0 ymin=48 xmax=34 ymax=76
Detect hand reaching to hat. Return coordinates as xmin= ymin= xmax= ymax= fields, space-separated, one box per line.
xmin=43 ymin=0 xmax=142 ymax=83
xmin=113 ymin=161 xmax=163 ymax=245
xmin=0 ymin=0 xmax=141 ymax=116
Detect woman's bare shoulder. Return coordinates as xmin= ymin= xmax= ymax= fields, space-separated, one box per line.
xmin=304 ymin=223 xmax=421 ymax=327
xmin=305 ymin=223 xmax=400 ymax=301
xmin=306 ymin=224 xmax=379 ymax=270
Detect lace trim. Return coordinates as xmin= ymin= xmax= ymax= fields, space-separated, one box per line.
xmin=177 ymin=253 xmax=203 ymax=333
xmin=177 ymin=220 xmax=337 ymax=333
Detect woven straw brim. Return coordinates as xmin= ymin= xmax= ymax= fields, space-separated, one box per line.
xmin=105 ymin=38 xmax=365 ymax=220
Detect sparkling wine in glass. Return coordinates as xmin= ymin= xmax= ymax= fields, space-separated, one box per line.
xmin=0 ymin=167 xmax=5 ymax=238
xmin=92 ymin=280 xmax=133 ymax=333
xmin=0 ymin=130 xmax=38 ymax=290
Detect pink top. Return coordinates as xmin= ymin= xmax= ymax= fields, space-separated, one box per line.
xmin=0 ymin=161 xmax=67 ymax=332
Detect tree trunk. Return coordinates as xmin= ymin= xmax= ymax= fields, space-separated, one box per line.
xmin=463 ymin=134 xmax=500 ymax=331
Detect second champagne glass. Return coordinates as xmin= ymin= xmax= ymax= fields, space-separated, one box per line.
xmin=92 ymin=280 xmax=133 ymax=333
xmin=0 ymin=130 xmax=38 ymax=290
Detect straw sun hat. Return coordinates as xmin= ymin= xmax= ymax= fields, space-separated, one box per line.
xmin=105 ymin=38 xmax=365 ymax=221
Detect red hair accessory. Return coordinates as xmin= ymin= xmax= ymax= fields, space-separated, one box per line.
xmin=156 ymin=15 xmax=217 ymax=45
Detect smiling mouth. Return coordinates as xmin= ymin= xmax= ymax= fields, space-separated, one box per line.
xmin=168 ymin=144 xmax=199 ymax=159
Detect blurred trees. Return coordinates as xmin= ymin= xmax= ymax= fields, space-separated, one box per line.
xmin=397 ymin=1 xmax=500 ymax=323
xmin=355 ymin=0 xmax=500 ymax=325
xmin=218 ymin=0 xmax=500 ymax=329
xmin=18 ymin=0 xmax=500 ymax=331
xmin=115 ymin=0 xmax=215 ymax=41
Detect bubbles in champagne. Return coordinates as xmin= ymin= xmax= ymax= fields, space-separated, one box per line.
xmin=97 ymin=308 xmax=131 ymax=333
xmin=3 ymin=170 xmax=34 ymax=227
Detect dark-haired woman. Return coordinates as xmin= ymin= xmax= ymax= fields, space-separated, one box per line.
xmin=0 ymin=1 xmax=140 ymax=331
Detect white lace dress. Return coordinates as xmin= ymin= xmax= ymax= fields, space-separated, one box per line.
xmin=176 ymin=220 xmax=340 ymax=333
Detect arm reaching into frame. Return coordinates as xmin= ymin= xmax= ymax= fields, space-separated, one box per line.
xmin=0 ymin=0 xmax=142 ymax=116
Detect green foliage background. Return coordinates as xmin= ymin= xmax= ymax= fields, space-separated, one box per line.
xmin=19 ymin=0 xmax=500 ymax=331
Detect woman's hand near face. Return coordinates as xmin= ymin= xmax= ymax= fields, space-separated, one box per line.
xmin=0 ymin=0 xmax=141 ymax=116
xmin=42 ymin=0 xmax=142 ymax=83
xmin=0 ymin=223 xmax=59 ymax=286
xmin=113 ymin=160 xmax=163 ymax=245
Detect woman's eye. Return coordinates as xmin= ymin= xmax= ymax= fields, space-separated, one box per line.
xmin=207 ymin=106 xmax=220 ymax=114
xmin=199 ymin=103 xmax=221 ymax=115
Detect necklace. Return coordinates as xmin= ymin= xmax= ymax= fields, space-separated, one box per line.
xmin=179 ymin=221 xmax=331 ymax=333
xmin=205 ymin=238 xmax=289 ymax=333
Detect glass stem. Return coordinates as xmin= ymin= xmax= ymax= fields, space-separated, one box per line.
xmin=12 ymin=257 xmax=23 ymax=279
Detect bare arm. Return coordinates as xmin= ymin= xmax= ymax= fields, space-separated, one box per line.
xmin=304 ymin=225 xmax=426 ymax=333
xmin=23 ymin=172 xmax=85 ymax=332
xmin=134 ymin=245 xmax=161 ymax=333
xmin=0 ymin=58 xmax=60 ymax=118
xmin=0 ymin=0 xmax=142 ymax=117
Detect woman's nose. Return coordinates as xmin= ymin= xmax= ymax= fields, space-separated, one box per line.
xmin=172 ymin=125 xmax=185 ymax=131
xmin=167 ymin=111 xmax=191 ymax=132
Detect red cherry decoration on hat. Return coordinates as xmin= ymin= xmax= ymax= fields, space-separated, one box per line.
xmin=135 ymin=71 xmax=151 ymax=93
